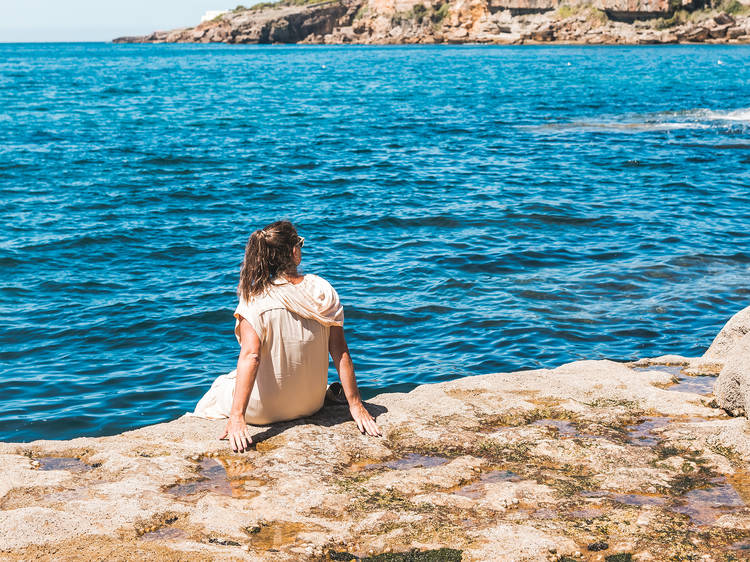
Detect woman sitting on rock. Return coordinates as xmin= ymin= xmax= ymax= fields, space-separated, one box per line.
xmin=192 ymin=220 xmax=381 ymax=452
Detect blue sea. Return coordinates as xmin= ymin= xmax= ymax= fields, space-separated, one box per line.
xmin=1 ymin=43 xmax=749 ymax=442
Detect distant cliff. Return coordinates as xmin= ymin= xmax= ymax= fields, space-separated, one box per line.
xmin=113 ymin=0 xmax=750 ymax=44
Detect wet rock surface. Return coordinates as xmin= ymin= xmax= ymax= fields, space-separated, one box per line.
xmin=112 ymin=0 xmax=750 ymax=45
xmin=1 ymin=350 xmax=749 ymax=559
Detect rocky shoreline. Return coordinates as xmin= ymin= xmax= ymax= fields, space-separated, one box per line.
xmin=113 ymin=0 xmax=750 ymax=45
xmin=1 ymin=306 xmax=749 ymax=560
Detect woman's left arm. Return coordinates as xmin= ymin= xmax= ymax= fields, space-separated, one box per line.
xmin=219 ymin=317 xmax=260 ymax=452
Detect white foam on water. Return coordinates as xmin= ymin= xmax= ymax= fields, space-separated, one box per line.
xmin=533 ymin=121 xmax=709 ymax=132
xmin=627 ymin=121 xmax=711 ymax=131
xmin=702 ymin=107 xmax=750 ymax=122
xmin=619 ymin=107 xmax=750 ymax=127
xmin=659 ymin=107 xmax=750 ymax=123
xmin=530 ymin=107 xmax=750 ymax=133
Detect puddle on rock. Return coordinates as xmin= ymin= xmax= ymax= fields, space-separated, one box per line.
xmin=611 ymin=493 xmax=668 ymax=507
xmin=595 ymin=474 xmax=747 ymax=526
xmin=532 ymin=508 xmax=558 ymax=519
xmin=166 ymin=458 xmax=261 ymax=499
xmin=633 ymin=365 xmax=715 ymax=396
xmin=530 ymin=419 xmax=579 ymax=437
xmin=249 ymin=521 xmax=317 ymax=550
xmin=672 ymin=478 xmax=746 ymax=526
xmin=529 ymin=419 xmax=605 ymax=441
xmin=140 ymin=527 xmax=187 ymax=542
xmin=37 ymin=457 xmax=93 ymax=472
xmin=352 ymin=453 xmax=451 ymax=472
xmin=728 ymin=471 xmax=750 ymax=504
xmin=453 ymin=470 xmax=521 ymax=499
xmin=632 ymin=365 xmax=683 ymax=375
xmin=670 ymin=375 xmax=716 ymax=395
xmin=383 ymin=453 xmax=450 ymax=470
xmin=582 ymin=490 xmax=668 ymax=509
xmin=625 ymin=416 xmax=670 ymax=446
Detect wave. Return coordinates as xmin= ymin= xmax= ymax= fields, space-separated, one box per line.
xmin=540 ymin=121 xmax=710 ymax=132
xmin=687 ymin=107 xmax=750 ymax=122
xmin=644 ymin=107 xmax=750 ymax=124
xmin=535 ymin=106 xmax=750 ymax=133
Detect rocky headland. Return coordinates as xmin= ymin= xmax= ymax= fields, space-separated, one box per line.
xmin=2 ymin=306 xmax=750 ymax=561
xmin=113 ymin=0 xmax=750 ymax=45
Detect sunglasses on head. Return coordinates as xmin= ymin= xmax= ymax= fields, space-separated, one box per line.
xmin=296 ymin=236 xmax=305 ymax=248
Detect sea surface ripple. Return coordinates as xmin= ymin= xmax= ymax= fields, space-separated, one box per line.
xmin=1 ymin=43 xmax=749 ymax=442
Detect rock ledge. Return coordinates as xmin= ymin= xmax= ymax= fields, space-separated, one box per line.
xmin=2 ymin=308 xmax=750 ymax=560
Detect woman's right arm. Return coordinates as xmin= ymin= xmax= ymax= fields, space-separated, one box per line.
xmin=219 ymin=317 xmax=260 ymax=452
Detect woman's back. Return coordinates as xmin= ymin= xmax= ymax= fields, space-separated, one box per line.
xmin=235 ymin=276 xmax=331 ymax=424
xmin=192 ymin=274 xmax=336 ymax=424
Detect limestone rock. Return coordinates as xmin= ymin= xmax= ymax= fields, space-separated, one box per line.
xmin=678 ymin=25 xmax=710 ymax=42
xmin=709 ymin=22 xmax=733 ymax=38
xmin=637 ymin=31 xmax=661 ymax=43
xmin=469 ymin=523 xmax=578 ymax=560
xmin=703 ymin=305 xmax=750 ymax=362
xmin=527 ymin=23 xmax=554 ymax=41
xmin=714 ymin=333 xmax=750 ymax=417
xmin=444 ymin=27 xmax=469 ymax=41
xmin=714 ymin=11 xmax=736 ymax=26
xmin=727 ymin=26 xmax=747 ymax=39
xmin=165 ymin=28 xmax=190 ymax=42
xmin=0 ymin=352 xmax=748 ymax=560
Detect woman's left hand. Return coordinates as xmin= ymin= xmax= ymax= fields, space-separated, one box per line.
xmin=349 ymin=401 xmax=381 ymax=437
xmin=219 ymin=417 xmax=254 ymax=453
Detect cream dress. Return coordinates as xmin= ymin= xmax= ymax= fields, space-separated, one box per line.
xmin=191 ymin=274 xmax=344 ymax=424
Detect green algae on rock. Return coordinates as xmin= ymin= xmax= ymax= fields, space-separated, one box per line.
xmin=328 ymin=547 xmax=463 ymax=560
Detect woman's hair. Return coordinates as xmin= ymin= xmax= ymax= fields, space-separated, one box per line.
xmin=238 ymin=220 xmax=302 ymax=300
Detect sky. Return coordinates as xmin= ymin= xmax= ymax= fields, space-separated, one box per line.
xmin=0 ymin=0 xmax=244 ymax=42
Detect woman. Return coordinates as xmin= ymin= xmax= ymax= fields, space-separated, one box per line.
xmin=192 ymin=220 xmax=380 ymax=453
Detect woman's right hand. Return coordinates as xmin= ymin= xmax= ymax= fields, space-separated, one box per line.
xmin=219 ymin=416 xmax=253 ymax=453
xmin=349 ymin=401 xmax=382 ymax=437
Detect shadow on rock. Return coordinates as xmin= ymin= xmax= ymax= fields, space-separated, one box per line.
xmin=249 ymin=401 xmax=388 ymax=446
